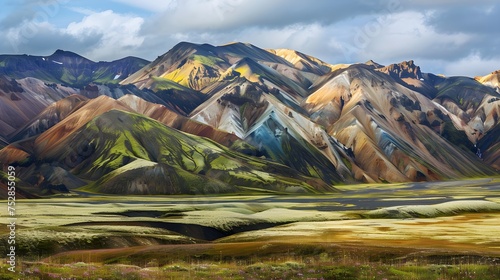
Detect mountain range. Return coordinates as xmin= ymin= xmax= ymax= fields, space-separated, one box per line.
xmin=0 ymin=42 xmax=499 ymax=197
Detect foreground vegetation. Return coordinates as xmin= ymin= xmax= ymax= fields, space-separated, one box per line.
xmin=2 ymin=252 xmax=500 ymax=279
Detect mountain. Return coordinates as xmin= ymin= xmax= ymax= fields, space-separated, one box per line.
xmin=379 ymin=60 xmax=423 ymax=80
xmin=0 ymin=42 xmax=499 ymax=198
xmin=190 ymin=78 xmax=352 ymax=185
xmin=476 ymin=70 xmax=500 ymax=92
xmin=117 ymin=94 xmax=240 ymax=147
xmin=121 ymin=42 xmax=230 ymax=91
xmin=0 ymin=171 xmax=39 ymax=198
xmin=0 ymin=75 xmax=209 ymax=144
xmin=377 ymin=60 xmax=438 ymax=98
xmin=120 ymin=42 xmax=326 ymax=92
xmin=0 ymin=137 xmax=7 ymax=149
xmin=9 ymin=94 xmax=89 ymax=141
xmin=305 ymin=64 xmax=495 ymax=182
xmin=7 ymin=90 xmax=238 ymax=150
xmin=478 ymin=124 xmax=500 ymax=169
xmin=433 ymin=76 xmax=499 ymax=142
xmin=0 ymin=76 xmax=79 ymax=139
xmin=0 ymin=50 xmax=149 ymax=86
xmin=267 ymin=48 xmax=337 ymax=75
xmin=0 ymin=93 xmax=252 ymax=195
xmin=1 ymin=109 xmax=333 ymax=195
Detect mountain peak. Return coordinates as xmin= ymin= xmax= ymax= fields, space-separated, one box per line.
xmin=364 ymin=60 xmax=384 ymax=68
xmin=47 ymin=49 xmax=94 ymax=66
xmin=378 ymin=60 xmax=423 ymax=80
xmin=50 ymin=49 xmax=85 ymax=59
xmin=53 ymin=49 xmax=67 ymax=55
xmin=475 ymin=68 xmax=500 ymax=89
xmin=221 ymin=41 xmax=253 ymax=47
xmin=167 ymin=41 xmax=217 ymax=54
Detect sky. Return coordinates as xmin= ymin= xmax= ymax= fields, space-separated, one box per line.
xmin=0 ymin=0 xmax=499 ymax=77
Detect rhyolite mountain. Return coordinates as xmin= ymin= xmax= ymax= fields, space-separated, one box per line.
xmin=0 ymin=42 xmax=499 ymax=198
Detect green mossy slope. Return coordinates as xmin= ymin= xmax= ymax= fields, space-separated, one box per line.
xmin=57 ymin=110 xmax=335 ymax=194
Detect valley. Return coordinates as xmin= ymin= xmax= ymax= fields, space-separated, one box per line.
xmin=1 ymin=178 xmax=500 ymax=278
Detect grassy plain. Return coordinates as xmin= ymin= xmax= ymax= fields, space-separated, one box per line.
xmin=1 ymin=177 xmax=499 ymax=279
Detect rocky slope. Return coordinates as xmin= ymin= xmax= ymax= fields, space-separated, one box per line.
xmin=305 ymin=64 xmax=495 ymax=182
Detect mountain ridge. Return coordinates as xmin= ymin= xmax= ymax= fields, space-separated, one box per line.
xmin=0 ymin=50 xmax=149 ymax=87
xmin=0 ymin=41 xmax=499 ymax=198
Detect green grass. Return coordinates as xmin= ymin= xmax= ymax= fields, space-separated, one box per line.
xmin=191 ymin=54 xmax=224 ymax=68
xmin=1 ymin=253 xmax=499 ymax=279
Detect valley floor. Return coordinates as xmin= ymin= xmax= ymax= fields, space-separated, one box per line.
xmin=1 ymin=177 xmax=500 ymax=279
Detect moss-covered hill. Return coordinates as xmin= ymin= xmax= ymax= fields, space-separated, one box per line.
xmin=12 ymin=109 xmax=334 ymax=195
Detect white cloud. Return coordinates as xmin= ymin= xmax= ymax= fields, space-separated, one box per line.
xmin=152 ymin=23 xmax=343 ymax=64
xmin=141 ymin=0 xmax=379 ymax=36
xmin=355 ymin=11 xmax=472 ymax=63
xmin=444 ymin=53 xmax=500 ymax=77
xmin=0 ymin=8 xmax=146 ymax=61
xmin=231 ymin=24 xmax=328 ymax=51
xmin=67 ymin=7 xmax=97 ymax=16
xmin=64 ymin=10 xmax=145 ymax=60
xmin=5 ymin=20 xmax=59 ymax=53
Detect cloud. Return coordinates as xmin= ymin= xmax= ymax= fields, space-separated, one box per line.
xmin=320 ymin=7 xmax=500 ymax=77
xmin=67 ymin=7 xmax=97 ymax=16
xmin=134 ymin=0 xmax=403 ymax=64
xmin=1 ymin=0 xmax=72 ymax=28
xmin=353 ymin=11 xmax=473 ymax=63
xmin=64 ymin=10 xmax=145 ymax=60
xmin=0 ymin=8 xmax=145 ymax=61
xmin=422 ymin=3 xmax=500 ymax=65
xmin=141 ymin=0 xmax=384 ymax=35
xmin=2 ymin=20 xmax=101 ymax=56
xmin=426 ymin=4 xmax=500 ymax=35
xmin=406 ymin=0 xmax=497 ymax=9
xmin=131 ymin=0 xmax=500 ymax=78
xmin=444 ymin=53 xmax=500 ymax=77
